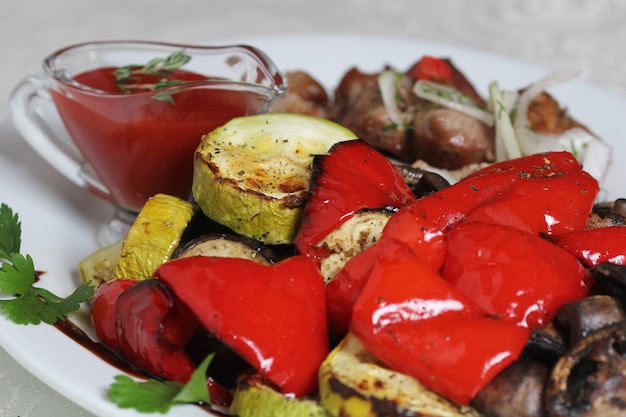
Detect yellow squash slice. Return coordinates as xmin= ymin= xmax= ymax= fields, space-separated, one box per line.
xmin=192 ymin=113 xmax=357 ymax=244
xmin=77 ymin=240 xmax=123 ymax=290
xmin=112 ymin=193 xmax=197 ymax=280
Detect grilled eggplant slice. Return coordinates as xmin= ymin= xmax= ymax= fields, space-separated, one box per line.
xmin=192 ymin=113 xmax=357 ymax=245
xmin=174 ymin=233 xmax=278 ymax=265
xmin=317 ymin=209 xmax=392 ymax=284
xmin=319 ymin=333 xmax=482 ymax=417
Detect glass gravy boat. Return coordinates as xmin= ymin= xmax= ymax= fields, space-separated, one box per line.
xmin=10 ymin=41 xmax=287 ymax=245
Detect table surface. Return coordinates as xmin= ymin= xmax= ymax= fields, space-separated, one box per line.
xmin=1 ymin=0 xmax=626 ymax=415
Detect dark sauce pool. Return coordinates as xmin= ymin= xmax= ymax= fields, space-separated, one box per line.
xmin=53 ymin=317 xmax=226 ymax=415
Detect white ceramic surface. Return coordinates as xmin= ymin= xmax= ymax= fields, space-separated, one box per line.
xmin=2 ymin=1 xmax=626 ymax=416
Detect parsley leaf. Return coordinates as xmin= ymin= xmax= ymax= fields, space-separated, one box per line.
xmin=108 ymin=376 xmax=184 ymax=414
xmin=0 ymin=203 xmax=94 ymax=325
xmin=108 ymin=353 xmax=214 ymax=413
xmin=0 ymin=204 xmax=20 ymax=259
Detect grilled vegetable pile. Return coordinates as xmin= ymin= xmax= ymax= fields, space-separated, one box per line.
xmin=78 ymin=101 xmax=626 ymax=415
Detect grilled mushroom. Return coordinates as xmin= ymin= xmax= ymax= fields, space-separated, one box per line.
xmin=586 ymin=199 xmax=626 ymax=229
xmin=471 ymin=358 xmax=548 ymax=417
xmin=589 ymin=262 xmax=626 ymax=307
xmin=545 ymin=322 xmax=626 ymax=417
xmin=471 ymin=326 xmax=565 ymax=417
xmin=554 ymin=295 xmax=626 ymax=347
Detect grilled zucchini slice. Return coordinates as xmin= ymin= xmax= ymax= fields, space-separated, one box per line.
xmin=230 ymin=374 xmax=330 ymax=417
xmin=319 ymin=333 xmax=482 ymax=417
xmin=112 ymin=193 xmax=197 ymax=280
xmin=192 ymin=113 xmax=357 ymax=244
xmin=77 ymin=240 xmax=123 ymax=290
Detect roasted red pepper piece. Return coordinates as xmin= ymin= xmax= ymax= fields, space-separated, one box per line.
xmin=406 ymin=56 xmax=486 ymax=104
xmin=294 ymin=140 xmax=416 ymax=259
xmin=90 ymin=279 xmax=232 ymax=407
xmin=325 ymin=246 xmax=378 ymax=334
xmin=462 ymin=150 xmax=584 ymax=181
xmin=325 ymin=165 xmax=520 ymax=334
xmin=376 ymin=152 xmax=590 ymax=268
xmin=442 ymin=222 xmax=591 ymax=328
xmin=379 ymin=168 xmax=520 ymax=268
xmin=90 ymin=278 xmax=137 ymax=351
xmin=463 ymin=171 xmax=598 ymax=235
xmin=325 ymin=151 xmax=598 ymax=335
xmin=552 ymin=226 xmax=626 ymax=267
xmin=115 ymin=279 xmax=199 ymax=383
xmin=409 ymin=56 xmax=453 ymax=84
xmin=328 ymin=151 xmax=599 ymax=404
xmin=350 ymin=246 xmax=531 ymax=405
xmin=154 ymin=255 xmax=328 ymax=397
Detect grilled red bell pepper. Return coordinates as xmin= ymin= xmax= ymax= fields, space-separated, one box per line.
xmin=345 ymin=151 xmax=599 ymax=405
xmin=325 ymin=151 xmax=597 ymax=335
xmin=463 ymin=171 xmax=598 ymax=235
xmin=326 ymin=167 xmax=519 ymax=334
xmin=462 ymin=150 xmax=584 ymax=180
xmin=551 ymin=226 xmax=626 ymax=267
xmin=154 ymin=255 xmax=328 ymax=397
xmin=91 ymin=278 xmax=233 ymax=407
xmin=406 ymin=56 xmax=486 ymax=104
xmin=442 ymin=221 xmax=591 ymax=328
xmin=294 ymin=139 xmax=416 ymax=259
xmin=350 ymin=246 xmax=531 ymax=405
xmin=325 ymin=165 xmax=517 ymax=334
xmin=375 ymin=151 xmax=594 ymax=268
xmin=409 ymin=56 xmax=453 ymax=84
xmin=90 ymin=278 xmax=137 ymax=351
xmin=114 ymin=279 xmax=199 ymax=383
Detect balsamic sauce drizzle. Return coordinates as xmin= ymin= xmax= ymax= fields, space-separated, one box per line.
xmin=53 ymin=317 xmax=219 ymax=414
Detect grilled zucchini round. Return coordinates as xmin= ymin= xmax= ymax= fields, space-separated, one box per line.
xmin=192 ymin=113 xmax=357 ymax=244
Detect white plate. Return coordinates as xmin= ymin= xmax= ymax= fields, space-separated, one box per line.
xmin=1 ymin=33 xmax=625 ymax=417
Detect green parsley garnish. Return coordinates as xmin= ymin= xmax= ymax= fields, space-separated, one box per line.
xmin=108 ymin=353 xmax=214 ymax=413
xmin=0 ymin=203 xmax=94 ymax=325
xmin=0 ymin=202 xmax=20 ymax=258
xmin=114 ymin=50 xmax=192 ymax=103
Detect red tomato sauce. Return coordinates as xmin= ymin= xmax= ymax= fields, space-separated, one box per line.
xmin=51 ymin=66 xmax=262 ymax=211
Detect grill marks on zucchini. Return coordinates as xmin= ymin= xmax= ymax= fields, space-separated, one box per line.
xmin=192 ymin=114 xmax=357 ymax=244
xmin=319 ymin=333 xmax=482 ymax=417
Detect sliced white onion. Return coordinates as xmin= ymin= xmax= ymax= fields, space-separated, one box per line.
xmin=412 ymin=80 xmax=495 ymax=126
xmin=513 ymin=70 xmax=581 ymax=138
xmin=579 ymin=138 xmax=612 ymax=184
xmin=515 ymin=126 xmax=611 ymax=181
xmin=377 ymin=70 xmax=405 ymax=126
xmin=488 ymin=80 xmax=521 ymax=162
xmin=513 ymin=70 xmax=612 ymax=181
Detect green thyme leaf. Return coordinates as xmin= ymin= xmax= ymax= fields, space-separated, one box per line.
xmin=151 ymin=87 xmax=188 ymax=104
xmin=114 ymin=50 xmax=193 ymax=104
xmin=144 ymin=50 xmax=191 ymax=75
